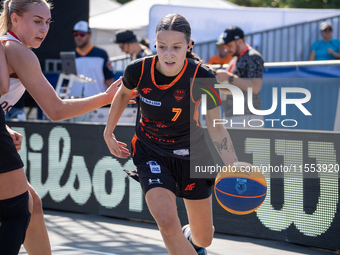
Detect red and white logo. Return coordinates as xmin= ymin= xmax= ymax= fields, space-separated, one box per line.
xmin=174 ymin=89 xmax=186 ymax=102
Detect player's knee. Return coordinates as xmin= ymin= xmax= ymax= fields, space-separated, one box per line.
xmin=154 ymin=211 xmax=178 ymax=237
xmin=155 ymin=213 xmax=176 ymax=231
xmin=193 ymin=225 xmax=214 ymax=248
xmin=195 ymin=235 xmax=213 ymax=248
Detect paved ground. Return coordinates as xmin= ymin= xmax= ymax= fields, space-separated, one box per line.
xmin=19 ymin=210 xmax=338 ymax=255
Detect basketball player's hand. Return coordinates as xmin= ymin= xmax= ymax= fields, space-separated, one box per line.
xmin=104 ymin=133 xmax=131 ymax=159
xmin=215 ymin=69 xmax=232 ymax=83
xmin=6 ymin=125 xmax=23 ymax=151
xmin=105 ymin=77 xmax=122 ymax=102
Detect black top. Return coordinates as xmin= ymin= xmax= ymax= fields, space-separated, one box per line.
xmin=224 ymin=47 xmax=264 ymax=117
xmin=123 ymin=55 xmax=220 ymax=159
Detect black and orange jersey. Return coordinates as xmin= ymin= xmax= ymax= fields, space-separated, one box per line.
xmin=123 ymin=55 xmax=220 ymax=159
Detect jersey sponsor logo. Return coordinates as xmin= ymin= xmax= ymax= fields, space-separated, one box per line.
xmin=173 ymin=149 xmax=189 ymax=156
xmin=174 ymin=89 xmax=186 ymax=102
xmin=139 ymin=94 xmax=161 ymax=106
xmin=185 ymin=183 xmax=195 ymax=191
xmin=147 ymin=161 xmax=161 ymax=173
xmin=148 ymin=178 xmax=163 ymax=185
xmin=142 ymin=88 xmax=152 ymax=94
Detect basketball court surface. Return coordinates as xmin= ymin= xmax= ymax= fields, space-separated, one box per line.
xmin=19 ymin=210 xmax=338 ymax=255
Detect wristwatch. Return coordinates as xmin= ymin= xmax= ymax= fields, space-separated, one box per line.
xmin=228 ymin=74 xmax=234 ymax=84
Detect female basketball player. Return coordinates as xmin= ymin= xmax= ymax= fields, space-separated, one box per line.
xmin=104 ymin=14 xmax=238 ymax=255
xmin=0 ymin=1 xmax=123 ymax=254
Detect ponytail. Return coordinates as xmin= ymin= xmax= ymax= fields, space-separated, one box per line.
xmin=187 ymin=49 xmax=214 ymax=72
xmin=186 ymin=50 xmax=203 ymax=63
xmin=0 ymin=0 xmax=11 ymax=36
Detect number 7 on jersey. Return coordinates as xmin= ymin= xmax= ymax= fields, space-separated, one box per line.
xmin=172 ymin=108 xmax=182 ymax=121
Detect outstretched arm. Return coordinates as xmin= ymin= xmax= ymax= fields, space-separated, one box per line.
xmin=4 ymin=40 xmax=119 ymax=121
xmin=205 ymin=107 xmax=238 ymax=166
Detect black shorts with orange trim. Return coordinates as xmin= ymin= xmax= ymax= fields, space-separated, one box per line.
xmin=132 ymin=138 xmax=214 ymax=200
xmin=0 ymin=110 xmax=24 ymax=174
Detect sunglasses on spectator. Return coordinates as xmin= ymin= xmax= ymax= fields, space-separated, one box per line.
xmin=73 ymin=31 xmax=87 ymax=37
xmin=118 ymin=43 xmax=125 ymax=50
xmin=322 ymin=28 xmax=332 ymax=32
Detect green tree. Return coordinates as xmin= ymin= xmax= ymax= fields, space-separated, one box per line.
xmin=227 ymin=0 xmax=340 ymax=8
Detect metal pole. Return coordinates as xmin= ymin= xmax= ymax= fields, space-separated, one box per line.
xmin=287 ymin=27 xmax=290 ymax=61
xmin=273 ymin=30 xmax=276 ymax=62
xmin=280 ymin=29 xmax=283 ymax=62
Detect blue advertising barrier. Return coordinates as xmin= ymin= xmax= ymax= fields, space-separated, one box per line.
xmin=259 ymin=78 xmax=340 ymax=130
xmin=261 ymin=61 xmax=340 ymax=130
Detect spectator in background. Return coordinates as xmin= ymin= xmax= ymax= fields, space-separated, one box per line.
xmin=71 ymin=21 xmax=115 ymax=121
xmin=215 ymin=26 xmax=264 ymax=128
xmin=207 ymin=36 xmax=232 ymax=66
xmin=72 ymin=21 xmax=115 ymax=99
xmin=139 ymin=37 xmax=150 ymax=48
xmin=113 ymin=30 xmax=153 ymax=113
xmin=309 ymin=21 xmax=340 ymax=61
xmin=113 ymin=30 xmax=153 ymax=60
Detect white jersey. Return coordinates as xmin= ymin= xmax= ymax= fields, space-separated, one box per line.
xmin=0 ymin=33 xmax=26 ymax=114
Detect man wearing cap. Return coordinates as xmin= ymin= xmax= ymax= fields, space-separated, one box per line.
xmin=113 ymin=30 xmax=152 ymax=60
xmin=207 ymin=34 xmax=232 ymax=66
xmin=215 ymin=26 xmax=264 ymax=127
xmin=71 ymin=21 xmax=115 ymax=101
xmin=309 ymin=21 xmax=340 ymax=61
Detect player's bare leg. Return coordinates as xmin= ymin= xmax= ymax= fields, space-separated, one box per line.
xmin=145 ymin=187 xmax=197 ymax=255
xmin=183 ymin=195 xmax=214 ymax=253
xmin=23 ymin=183 xmax=51 ymax=255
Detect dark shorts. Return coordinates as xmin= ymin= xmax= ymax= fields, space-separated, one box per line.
xmin=132 ymin=139 xmax=214 ymax=200
xmin=0 ymin=110 xmax=24 ymax=174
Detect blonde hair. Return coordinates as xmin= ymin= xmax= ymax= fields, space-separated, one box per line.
xmin=0 ymin=0 xmax=52 ymax=36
